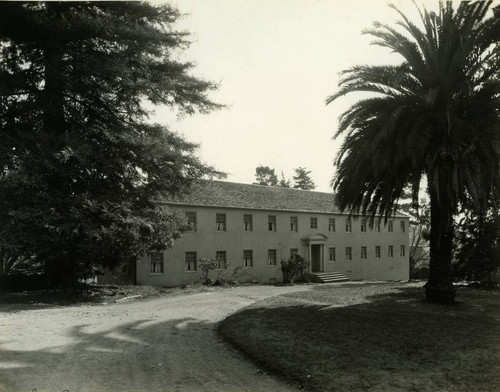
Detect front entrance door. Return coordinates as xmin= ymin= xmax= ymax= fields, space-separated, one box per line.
xmin=311 ymin=244 xmax=322 ymax=272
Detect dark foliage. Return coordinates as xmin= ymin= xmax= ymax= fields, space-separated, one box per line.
xmin=0 ymin=2 xmax=223 ymax=288
xmin=327 ymin=1 xmax=500 ymax=302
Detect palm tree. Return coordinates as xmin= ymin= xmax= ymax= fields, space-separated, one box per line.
xmin=327 ymin=1 xmax=500 ymax=303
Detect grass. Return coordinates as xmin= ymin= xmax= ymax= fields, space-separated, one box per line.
xmin=0 ymin=283 xmax=218 ymax=312
xmin=218 ymin=282 xmax=500 ymax=392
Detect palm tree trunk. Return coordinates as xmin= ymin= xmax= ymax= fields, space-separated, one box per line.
xmin=425 ymin=190 xmax=456 ymax=303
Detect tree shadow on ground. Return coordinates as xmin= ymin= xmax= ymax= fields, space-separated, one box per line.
xmin=219 ymin=285 xmax=500 ymax=392
xmin=0 ymin=313 xmax=286 ymax=392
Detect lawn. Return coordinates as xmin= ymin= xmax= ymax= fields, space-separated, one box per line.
xmin=218 ymin=282 xmax=500 ymax=392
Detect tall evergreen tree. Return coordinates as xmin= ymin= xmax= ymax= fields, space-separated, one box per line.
xmin=327 ymin=1 xmax=500 ymax=302
xmin=0 ymin=2 xmax=222 ymax=287
xmin=293 ymin=167 xmax=315 ymax=190
xmin=278 ymin=171 xmax=291 ymax=188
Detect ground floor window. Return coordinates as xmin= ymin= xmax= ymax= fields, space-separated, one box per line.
xmin=400 ymin=245 xmax=406 ymax=257
xmin=388 ymin=245 xmax=394 ymax=258
xmin=185 ymin=251 xmax=197 ymax=271
xmin=329 ymin=247 xmax=336 ymax=262
xmin=244 ymin=250 xmax=253 ymax=267
xmin=150 ymin=252 xmax=164 ymax=274
xmin=216 ymin=250 xmax=227 ymax=269
xmin=361 ymin=246 xmax=367 ymax=259
xmin=268 ymin=249 xmax=277 ymax=266
xmin=375 ymin=246 xmax=381 ymax=259
xmin=345 ymin=247 xmax=352 ymax=261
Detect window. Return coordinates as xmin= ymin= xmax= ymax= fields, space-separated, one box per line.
xmin=185 ymin=211 xmax=197 ymax=231
xmin=329 ymin=247 xmax=336 ymax=262
xmin=268 ymin=215 xmax=276 ymax=232
xmin=400 ymin=245 xmax=406 ymax=257
xmin=400 ymin=221 xmax=405 ymax=232
xmin=216 ymin=213 xmax=226 ymax=231
xmin=388 ymin=220 xmax=393 ymax=232
xmin=310 ymin=217 xmax=318 ymax=229
xmin=328 ymin=218 xmax=336 ymax=232
xmin=388 ymin=245 xmax=394 ymax=258
xmin=185 ymin=251 xmax=197 ymax=271
xmin=361 ymin=246 xmax=367 ymax=259
xmin=361 ymin=219 xmax=367 ymax=232
xmin=290 ymin=248 xmax=299 ymax=257
xmin=375 ymin=220 xmax=381 ymax=232
xmin=244 ymin=250 xmax=253 ymax=267
xmin=149 ymin=252 xmax=164 ymax=274
xmin=345 ymin=247 xmax=352 ymax=261
xmin=244 ymin=214 xmax=253 ymax=232
xmin=375 ymin=246 xmax=381 ymax=259
xmin=345 ymin=218 xmax=352 ymax=232
xmin=216 ymin=251 xmax=227 ymax=269
xmin=290 ymin=216 xmax=298 ymax=232
xmin=268 ymin=249 xmax=277 ymax=266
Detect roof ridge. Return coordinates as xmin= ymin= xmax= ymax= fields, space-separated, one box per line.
xmin=210 ymin=179 xmax=334 ymax=195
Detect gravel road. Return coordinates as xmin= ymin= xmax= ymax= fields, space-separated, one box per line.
xmin=0 ymin=285 xmax=313 ymax=392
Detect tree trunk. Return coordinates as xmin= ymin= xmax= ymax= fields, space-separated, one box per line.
xmin=40 ymin=7 xmax=68 ymax=287
xmin=425 ymin=190 xmax=456 ymax=303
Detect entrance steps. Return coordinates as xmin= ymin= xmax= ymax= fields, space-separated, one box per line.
xmin=305 ymin=271 xmax=349 ymax=283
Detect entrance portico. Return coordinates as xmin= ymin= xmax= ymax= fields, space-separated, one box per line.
xmin=302 ymin=233 xmax=328 ymax=272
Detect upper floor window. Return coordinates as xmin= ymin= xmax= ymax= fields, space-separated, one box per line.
xmin=345 ymin=218 xmax=352 ymax=232
xmin=400 ymin=221 xmax=405 ymax=232
xmin=216 ymin=250 xmax=227 ymax=269
xmin=185 ymin=251 xmax=197 ymax=271
xmin=361 ymin=219 xmax=367 ymax=232
xmin=290 ymin=216 xmax=298 ymax=232
xmin=216 ymin=213 xmax=226 ymax=231
xmin=244 ymin=250 xmax=253 ymax=267
xmin=375 ymin=246 xmax=381 ymax=259
xmin=361 ymin=246 xmax=367 ymax=259
xmin=185 ymin=211 xmax=197 ymax=231
xmin=244 ymin=214 xmax=253 ymax=232
xmin=328 ymin=218 xmax=336 ymax=232
xmin=388 ymin=220 xmax=393 ymax=232
xmin=268 ymin=249 xmax=277 ymax=266
xmin=388 ymin=245 xmax=394 ymax=258
xmin=400 ymin=245 xmax=406 ymax=257
xmin=149 ymin=252 xmax=164 ymax=274
xmin=268 ymin=215 xmax=276 ymax=232
xmin=310 ymin=217 xmax=318 ymax=229
xmin=375 ymin=220 xmax=381 ymax=232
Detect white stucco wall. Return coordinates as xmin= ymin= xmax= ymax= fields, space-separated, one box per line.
xmin=136 ymin=206 xmax=410 ymax=287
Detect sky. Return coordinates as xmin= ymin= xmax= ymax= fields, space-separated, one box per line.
xmin=151 ymin=0 xmax=437 ymax=192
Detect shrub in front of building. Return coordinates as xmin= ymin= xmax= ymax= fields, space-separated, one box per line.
xmin=281 ymin=255 xmax=309 ymax=285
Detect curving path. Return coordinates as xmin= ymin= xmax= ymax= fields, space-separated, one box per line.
xmin=0 ymin=285 xmax=313 ymax=392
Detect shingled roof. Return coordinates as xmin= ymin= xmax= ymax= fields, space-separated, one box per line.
xmin=168 ymin=180 xmax=343 ymax=214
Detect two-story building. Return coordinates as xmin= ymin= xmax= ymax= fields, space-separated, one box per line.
xmin=130 ymin=181 xmax=409 ymax=286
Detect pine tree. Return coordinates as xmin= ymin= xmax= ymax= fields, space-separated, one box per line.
xmin=0 ymin=2 xmax=222 ymax=287
xmin=292 ymin=167 xmax=315 ymax=190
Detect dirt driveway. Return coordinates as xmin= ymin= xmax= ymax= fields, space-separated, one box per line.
xmin=0 ymin=285 xmax=313 ymax=392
